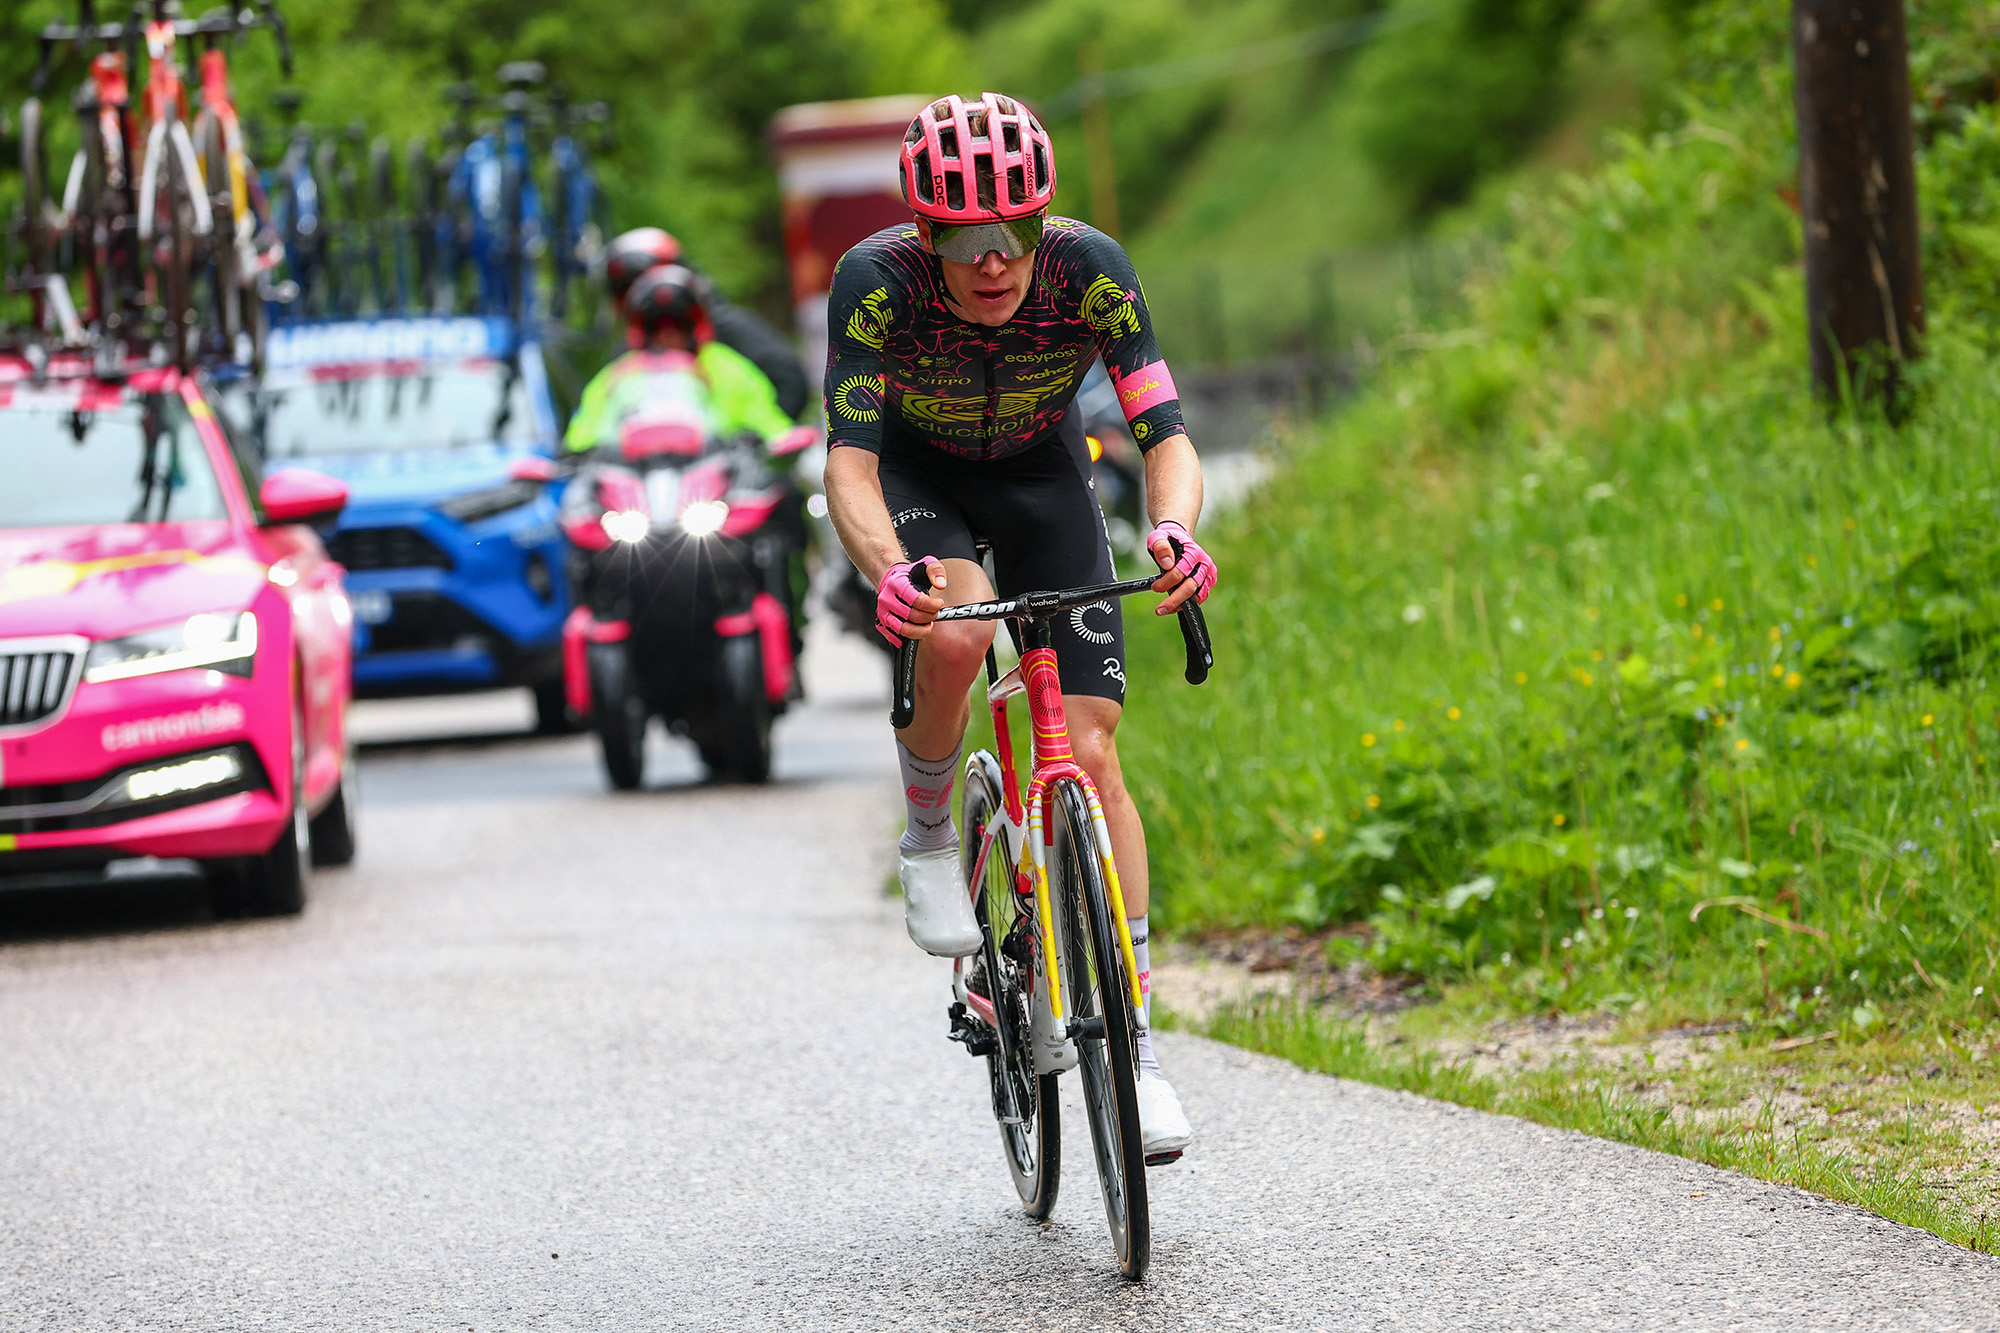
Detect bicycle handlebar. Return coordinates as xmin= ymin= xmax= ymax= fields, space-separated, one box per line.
xmin=889 ymin=565 xmax=1213 ymax=729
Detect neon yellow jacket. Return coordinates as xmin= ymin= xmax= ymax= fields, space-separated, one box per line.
xmin=563 ymin=341 xmax=796 ymax=453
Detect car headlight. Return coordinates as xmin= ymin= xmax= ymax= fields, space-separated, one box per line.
xmin=679 ymin=500 xmax=729 ymax=538
xmin=438 ymin=478 xmax=543 ymax=523
xmin=85 ymin=612 xmax=258 ymax=684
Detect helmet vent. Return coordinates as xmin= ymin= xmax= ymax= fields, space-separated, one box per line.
xmin=1006 ymin=165 xmax=1025 ymax=207
xmin=911 ymin=149 xmax=933 ymax=203
xmin=1002 ymin=123 xmax=1020 ymax=153
xmin=945 ymin=168 xmax=965 ymax=212
xmin=939 ymin=126 xmax=959 ymax=159
xmin=1032 ymin=144 xmax=1048 ymax=190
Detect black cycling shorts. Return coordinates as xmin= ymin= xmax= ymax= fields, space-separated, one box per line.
xmin=878 ymin=409 xmax=1127 ymax=704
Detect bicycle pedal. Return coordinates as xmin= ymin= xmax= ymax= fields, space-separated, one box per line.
xmin=945 ymin=1001 xmax=997 ymax=1057
xmin=1144 ymin=1150 xmax=1184 ymax=1168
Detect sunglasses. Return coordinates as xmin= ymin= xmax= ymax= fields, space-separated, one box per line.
xmin=929 ymin=212 xmax=1046 ymax=263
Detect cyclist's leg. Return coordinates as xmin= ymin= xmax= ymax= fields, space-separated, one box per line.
xmin=880 ymin=451 xmax=989 ymax=956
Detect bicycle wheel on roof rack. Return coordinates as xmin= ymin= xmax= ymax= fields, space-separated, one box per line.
xmin=1051 ymin=777 xmax=1149 ymax=1281
xmin=405 ymin=138 xmax=438 ymax=312
xmin=156 ymin=136 xmax=201 ymax=368
xmin=189 ymin=111 xmax=242 ymax=357
xmin=19 ymin=98 xmax=53 ymax=281
xmin=962 ymin=752 xmax=1059 ymax=1219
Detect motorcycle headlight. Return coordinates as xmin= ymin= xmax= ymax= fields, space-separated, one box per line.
xmin=602 ymin=510 xmax=652 ymax=544
xmin=438 ymin=478 xmax=543 ymax=523
xmin=84 ymin=611 xmax=259 ymax=684
xmin=679 ymin=500 xmax=729 ymax=538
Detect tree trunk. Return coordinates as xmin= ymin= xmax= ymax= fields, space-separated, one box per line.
xmin=1791 ymin=0 xmax=1925 ymax=407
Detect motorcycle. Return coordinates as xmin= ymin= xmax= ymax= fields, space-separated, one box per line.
xmin=559 ymin=351 xmax=813 ymax=787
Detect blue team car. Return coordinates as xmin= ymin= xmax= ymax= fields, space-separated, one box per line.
xmin=236 ymin=316 xmax=573 ymax=728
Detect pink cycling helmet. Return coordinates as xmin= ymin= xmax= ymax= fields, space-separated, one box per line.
xmin=900 ymin=93 xmax=1055 ymax=260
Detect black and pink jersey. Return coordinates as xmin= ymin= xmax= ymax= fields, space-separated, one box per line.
xmin=822 ymin=218 xmax=1186 ymax=462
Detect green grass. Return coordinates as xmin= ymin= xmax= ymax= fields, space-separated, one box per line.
xmin=1117 ymin=0 xmax=2000 ymax=1041
xmin=1196 ymin=999 xmax=2000 ymax=1251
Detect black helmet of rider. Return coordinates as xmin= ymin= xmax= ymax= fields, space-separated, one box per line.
xmin=625 ymin=264 xmax=708 ymax=342
xmin=604 ymin=227 xmax=682 ymax=308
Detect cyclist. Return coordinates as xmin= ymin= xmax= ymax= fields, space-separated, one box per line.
xmin=821 ymin=92 xmax=1216 ymax=1161
xmin=568 ymin=264 xmax=811 ymax=642
xmin=595 ymin=226 xmax=812 ymax=419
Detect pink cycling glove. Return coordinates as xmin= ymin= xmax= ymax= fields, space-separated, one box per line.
xmin=875 ymin=559 xmax=938 ymax=644
xmin=1146 ymin=520 xmax=1217 ymax=605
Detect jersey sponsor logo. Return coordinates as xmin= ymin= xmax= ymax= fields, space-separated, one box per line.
xmin=1111 ymin=358 xmax=1178 ymax=417
xmin=1081 ymin=274 xmax=1141 ymax=338
xmin=831 ymin=373 xmax=884 ymax=423
xmin=1102 ymin=657 xmax=1127 ymax=687
xmin=900 ymin=387 xmax=1063 ymax=427
xmin=906 ymin=782 xmax=954 ymax=811
xmin=1044 ymin=216 xmax=1080 ymax=230
xmin=1003 ymin=350 xmax=1074 ymax=364
xmin=845 ymin=286 xmax=894 ymax=351
xmin=889 ymin=506 xmax=938 ymax=528
xmin=1069 ymin=600 xmax=1116 ymax=646
xmin=1132 ymin=418 xmax=1152 ymax=442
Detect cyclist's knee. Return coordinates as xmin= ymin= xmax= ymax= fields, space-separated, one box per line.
xmin=1068 ymin=712 xmax=1125 ymax=790
xmin=920 ymin=619 xmax=995 ymax=686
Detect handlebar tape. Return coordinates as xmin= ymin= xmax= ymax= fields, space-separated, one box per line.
xmin=1178 ymin=600 xmax=1213 ymax=686
xmin=889 ymin=561 xmax=931 ymax=730
xmin=1161 ymin=530 xmax=1214 ymax=686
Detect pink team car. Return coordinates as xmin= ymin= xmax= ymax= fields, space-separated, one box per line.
xmin=0 ymin=352 xmax=357 ymax=916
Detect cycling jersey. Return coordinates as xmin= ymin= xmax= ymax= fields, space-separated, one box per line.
xmin=823 ymin=219 xmax=1186 ymax=462
xmin=564 ymin=341 xmax=794 ymax=454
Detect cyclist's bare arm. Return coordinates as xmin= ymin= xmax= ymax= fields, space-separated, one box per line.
xmin=1143 ymin=433 xmax=1207 ymax=614
xmin=824 ymin=444 xmax=946 ymax=636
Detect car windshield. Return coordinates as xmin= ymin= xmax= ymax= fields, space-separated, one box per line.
xmin=245 ymin=358 xmax=539 ymax=457
xmin=0 ymin=390 xmax=228 ymax=529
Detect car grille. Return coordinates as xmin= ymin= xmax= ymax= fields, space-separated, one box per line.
xmin=328 ymin=526 xmax=454 ymax=572
xmin=0 ymin=743 xmax=267 ymax=834
xmin=0 ymin=641 xmax=83 ymax=730
xmin=366 ymin=591 xmax=491 ymax=655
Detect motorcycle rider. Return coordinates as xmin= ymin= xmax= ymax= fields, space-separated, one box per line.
xmin=589 ymin=226 xmax=812 ymax=420
xmin=820 ymin=92 xmax=1216 ymax=1161
xmin=568 ymin=264 xmax=811 ymax=649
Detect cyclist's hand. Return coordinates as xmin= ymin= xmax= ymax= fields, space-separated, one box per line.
xmin=876 ymin=556 xmax=948 ymax=644
xmin=1146 ymin=520 xmax=1216 ymax=615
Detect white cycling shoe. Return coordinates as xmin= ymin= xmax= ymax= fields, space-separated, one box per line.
xmin=899 ymin=846 xmax=982 ymax=958
xmin=1134 ymin=1071 xmax=1193 ymax=1163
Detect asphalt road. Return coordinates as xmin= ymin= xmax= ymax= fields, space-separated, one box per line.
xmin=4 ymin=628 xmax=2000 ymax=1330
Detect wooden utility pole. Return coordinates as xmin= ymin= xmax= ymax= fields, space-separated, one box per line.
xmin=1791 ymin=0 xmax=1924 ymax=406
xmin=1079 ymin=45 xmax=1122 ymax=239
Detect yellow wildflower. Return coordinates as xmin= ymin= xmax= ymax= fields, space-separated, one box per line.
xmin=1712 ymin=674 xmax=1725 ymax=688
xmin=1362 ymin=733 xmax=1377 ymax=748
xmin=1923 ymin=714 xmax=1934 ymax=727
xmin=1552 ymin=813 xmax=1567 ymax=827
xmin=1392 ymin=719 xmax=1406 ymax=732
xmin=1515 ymin=672 xmax=1528 ymax=684
xmin=1786 ymin=672 xmax=1802 ymax=689
xmin=1711 ymin=598 xmax=1725 ymax=611
xmin=1447 ymin=706 xmax=1461 ymax=721
xmin=1366 ymin=794 xmax=1382 ymax=810
xmin=1736 ymin=738 xmax=1750 ymax=752
xmin=1591 ymin=649 xmax=1605 ymax=662
xmin=1676 ymin=593 xmax=1689 ymax=607
xmin=1772 ymin=663 xmax=1785 ymax=678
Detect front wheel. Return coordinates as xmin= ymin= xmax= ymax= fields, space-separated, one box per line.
xmin=1053 ymin=778 xmax=1149 ymax=1280
xmin=588 ymin=642 xmax=647 ymax=790
xmin=963 ymin=754 xmax=1059 ymax=1218
xmin=708 ymin=633 xmax=772 ymax=783
xmin=308 ymin=734 xmax=359 ymax=867
xmin=211 ymin=707 xmax=311 ymax=917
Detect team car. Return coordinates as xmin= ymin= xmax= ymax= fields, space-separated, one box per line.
xmin=230 ymin=317 xmax=572 ymax=727
xmin=0 ymin=352 xmax=357 ymax=915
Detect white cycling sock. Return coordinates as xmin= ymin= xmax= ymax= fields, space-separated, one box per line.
xmin=896 ymin=741 xmax=962 ymax=854
xmin=1129 ymin=914 xmax=1162 ymax=1078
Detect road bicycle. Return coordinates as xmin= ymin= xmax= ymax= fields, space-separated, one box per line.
xmin=890 ymin=551 xmax=1213 ymax=1281
xmin=265 ymin=92 xmax=324 ymax=315
xmin=544 ymin=84 xmax=609 ymax=321
xmin=132 ymin=0 xmax=218 ymax=366
xmin=188 ymin=0 xmax=290 ymax=365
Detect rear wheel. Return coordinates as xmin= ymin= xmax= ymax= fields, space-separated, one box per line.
xmin=1053 ymin=779 xmax=1149 ymax=1280
xmin=589 ymin=642 xmax=646 ymax=790
xmin=709 ymin=633 xmax=771 ymax=783
xmin=963 ymin=755 xmax=1059 ymax=1218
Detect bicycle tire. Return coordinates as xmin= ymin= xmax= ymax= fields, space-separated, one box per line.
xmin=189 ymin=111 xmax=241 ymax=352
xmin=962 ymin=754 xmax=1059 ymax=1218
xmin=160 ymin=136 xmax=197 ymax=367
xmin=20 ymin=98 xmax=51 ymax=278
xmin=1051 ymin=778 xmax=1149 ymax=1280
